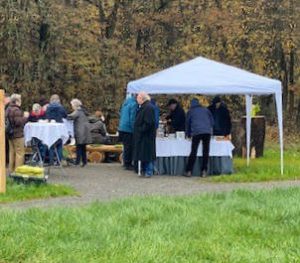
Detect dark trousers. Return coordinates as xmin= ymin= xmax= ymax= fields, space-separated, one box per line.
xmin=119 ymin=131 xmax=133 ymax=167
xmin=76 ymin=144 xmax=87 ymax=165
xmin=186 ymin=134 xmax=211 ymax=173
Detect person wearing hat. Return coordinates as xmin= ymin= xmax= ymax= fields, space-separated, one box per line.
xmin=208 ymin=96 xmax=232 ymax=137
xmin=166 ymin=99 xmax=186 ymax=132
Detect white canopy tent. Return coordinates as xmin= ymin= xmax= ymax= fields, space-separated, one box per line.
xmin=127 ymin=56 xmax=284 ymax=174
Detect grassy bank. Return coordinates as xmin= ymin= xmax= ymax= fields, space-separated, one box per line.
xmin=0 ymin=179 xmax=78 ymax=204
xmin=1 ymin=188 xmax=300 ymax=262
xmin=208 ymin=145 xmax=300 ymax=183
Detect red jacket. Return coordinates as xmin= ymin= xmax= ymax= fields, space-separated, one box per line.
xmin=28 ymin=110 xmax=46 ymax=122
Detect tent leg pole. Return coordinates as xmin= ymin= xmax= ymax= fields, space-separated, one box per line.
xmin=138 ymin=161 xmax=142 ymax=176
xmin=245 ymin=95 xmax=253 ymax=167
xmin=275 ymin=93 xmax=284 ymax=175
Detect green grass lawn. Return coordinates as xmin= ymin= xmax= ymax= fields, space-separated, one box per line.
xmin=208 ymin=145 xmax=300 ymax=183
xmin=1 ymin=188 xmax=300 ymax=262
xmin=0 ymin=179 xmax=78 ymax=204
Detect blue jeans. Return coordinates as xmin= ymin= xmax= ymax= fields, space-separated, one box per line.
xmin=32 ymin=138 xmax=47 ymax=162
xmin=38 ymin=143 xmax=47 ymax=161
xmin=49 ymin=140 xmax=63 ymax=164
xmin=142 ymin=162 xmax=154 ymax=177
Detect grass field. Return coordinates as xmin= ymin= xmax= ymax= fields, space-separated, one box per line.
xmin=1 ymin=187 xmax=300 ymax=262
xmin=0 ymin=179 xmax=78 ymax=204
xmin=208 ymin=144 xmax=300 ymax=183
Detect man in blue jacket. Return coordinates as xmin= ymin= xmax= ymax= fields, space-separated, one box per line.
xmin=45 ymin=94 xmax=68 ymax=165
xmin=118 ymin=95 xmax=138 ymax=170
xmin=45 ymin=94 xmax=67 ymax=123
xmin=185 ymin=98 xmax=214 ymax=177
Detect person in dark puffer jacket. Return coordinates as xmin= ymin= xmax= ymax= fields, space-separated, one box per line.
xmin=89 ymin=111 xmax=110 ymax=145
xmin=166 ymin=98 xmax=186 ymax=132
xmin=185 ymin=98 xmax=214 ymax=178
xmin=5 ymin=94 xmax=28 ymax=173
xmin=208 ymin=96 xmax=232 ymax=136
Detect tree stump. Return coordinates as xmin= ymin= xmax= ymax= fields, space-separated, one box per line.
xmin=231 ymin=116 xmax=266 ymax=158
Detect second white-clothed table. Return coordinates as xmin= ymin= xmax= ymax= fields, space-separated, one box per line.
xmin=156 ymin=138 xmax=235 ymax=176
xmin=24 ymin=122 xmax=70 ymax=148
xmin=156 ymin=138 xmax=235 ymax=157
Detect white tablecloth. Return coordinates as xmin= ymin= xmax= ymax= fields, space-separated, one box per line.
xmin=156 ymin=138 xmax=235 ymax=157
xmin=63 ymin=119 xmax=74 ymax=137
xmin=24 ymin=122 xmax=70 ymax=148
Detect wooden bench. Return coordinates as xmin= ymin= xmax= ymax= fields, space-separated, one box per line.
xmin=64 ymin=145 xmax=123 ymax=163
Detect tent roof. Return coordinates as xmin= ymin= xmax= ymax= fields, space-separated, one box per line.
xmin=127 ymin=56 xmax=282 ymax=95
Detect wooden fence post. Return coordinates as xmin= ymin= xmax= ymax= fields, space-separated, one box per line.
xmin=0 ymin=89 xmax=6 ymax=193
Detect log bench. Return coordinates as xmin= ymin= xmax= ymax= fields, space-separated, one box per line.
xmin=64 ymin=145 xmax=123 ymax=163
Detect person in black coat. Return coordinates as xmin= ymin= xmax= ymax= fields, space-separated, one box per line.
xmin=133 ymin=92 xmax=156 ymax=178
xmin=166 ymin=99 xmax=186 ymax=132
xmin=208 ymin=96 xmax=232 ymax=136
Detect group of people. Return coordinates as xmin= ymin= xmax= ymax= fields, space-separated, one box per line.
xmin=119 ymin=93 xmax=231 ymax=178
xmin=5 ymin=93 xmax=109 ymax=174
xmin=4 ymin=90 xmax=231 ymax=178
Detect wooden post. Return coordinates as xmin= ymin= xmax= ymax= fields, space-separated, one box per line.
xmin=0 ymin=89 xmax=6 ymax=193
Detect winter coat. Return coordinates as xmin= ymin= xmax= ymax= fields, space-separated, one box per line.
xmin=150 ymin=99 xmax=160 ymax=129
xmin=118 ymin=97 xmax=138 ymax=133
xmin=89 ymin=116 xmax=111 ymax=144
xmin=166 ymin=104 xmax=186 ymax=132
xmin=45 ymin=102 xmax=67 ymax=123
xmin=6 ymin=103 xmax=27 ymax=139
xmin=28 ymin=110 xmax=46 ymax=122
xmin=208 ymin=102 xmax=232 ymax=136
xmin=133 ymin=101 xmax=156 ymax=162
xmin=68 ymin=108 xmax=92 ymax=145
xmin=186 ymin=99 xmax=214 ymax=137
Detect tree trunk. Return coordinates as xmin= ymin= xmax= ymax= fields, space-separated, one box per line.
xmin=297 ymin=100 xmax=300 ymax=131
xmin=231 ymin=116 xmax=266 ymax=158
xmin=288 ymin=47 xmax=295 ymax=116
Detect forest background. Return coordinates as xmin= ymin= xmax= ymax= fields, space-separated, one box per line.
xmin=0 ymin=0 xmax=299 ymax=133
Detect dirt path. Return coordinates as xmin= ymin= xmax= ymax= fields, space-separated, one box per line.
xmin=2 ymin=164 xmax=300 ymax=210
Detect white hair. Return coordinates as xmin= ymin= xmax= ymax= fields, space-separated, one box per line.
xmin=71 ymin=98 xmax=82 ymax=110
xmin=32 ymin=103 xmax=41 ymax=112
xmin=50 ymin=94 xmax=60 ymax=104
xmin=138 ymin=91 xmax=151 ymax=102
xmin=10 ymin=94 xmax=21 ymax=104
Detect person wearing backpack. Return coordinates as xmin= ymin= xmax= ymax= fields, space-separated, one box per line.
xmin=5 ymin=94 xmax=29 ymax=173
